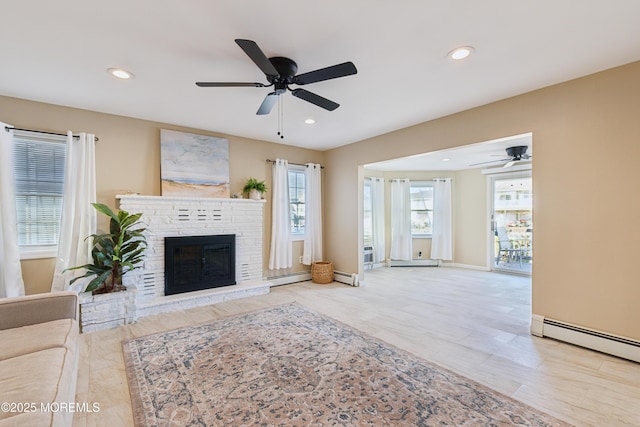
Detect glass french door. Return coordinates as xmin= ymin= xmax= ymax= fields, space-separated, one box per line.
xmin=490 ymin=172 xmax=532 ymax=275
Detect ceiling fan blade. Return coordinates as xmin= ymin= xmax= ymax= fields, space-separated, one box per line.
xmin=503 ymin=161 xmax=516 ymax=168
xmin=256 ymin=92 xmax=279 ymax=115
xmin=468 ymin=158 xmax=511 ymax=167
xmin=293 ymin=62 xmax=357 ymax=85
xmin=291 ymin=89 xmax=339 ymax=111
xmin=196 ymin=82 xmax=268 ymax=87
xmin=235 ymin=39 xmax=279 ymax=78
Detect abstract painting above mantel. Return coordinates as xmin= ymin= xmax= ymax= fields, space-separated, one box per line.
xmin=160 ymin=129 xmax=230 ymax=198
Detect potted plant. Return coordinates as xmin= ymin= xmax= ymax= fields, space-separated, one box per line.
xmin=66 ymin=203 xmax=147 ymax=294
xmin=243 ymin=177 xmax=267 ymax=200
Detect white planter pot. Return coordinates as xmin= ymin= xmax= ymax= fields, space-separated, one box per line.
xmin=78 ymin=287 xmax=137 ymax=332
xmin=249 ymin=189 xmax=262 ymax=200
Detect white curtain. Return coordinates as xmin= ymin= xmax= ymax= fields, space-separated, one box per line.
xmin=268 ymin=159 xmax=292 ymax=270
xmin=51 ymin=132 xmax=97 ymax=292
xmin=0 ymin=123 xmax=25 ymax=297
xmin=371 ymin=177 xmax=386 ymax=263
xmin=431 ymin=178 xmax=453 ymax=260
xmin=302 ymin=163 xmax=322 ymax=265
xmin=390 ymin=179 xmax=412 ymax=260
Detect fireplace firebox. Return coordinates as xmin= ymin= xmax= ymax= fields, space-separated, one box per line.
xmin=165 ymin=234 xmax=236 ymax=296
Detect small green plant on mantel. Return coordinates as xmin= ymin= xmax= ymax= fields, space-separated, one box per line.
xmin=243 ymin=177 xmax=267 ymax=199
xmin=66 ymin=203 xmax=147 ymax=294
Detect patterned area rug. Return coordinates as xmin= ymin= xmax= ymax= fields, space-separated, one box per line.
xmin=123 ymin=303 xmax=571 ymax=426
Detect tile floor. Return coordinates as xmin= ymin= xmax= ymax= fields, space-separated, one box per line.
xmin=73 ymin=267 xmax=640 ymax=426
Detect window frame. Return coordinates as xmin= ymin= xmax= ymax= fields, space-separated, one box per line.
xmin=288 ymin=165 xmax=306 ymax=241
xmin=410 ymin=181 xmax=434 ymax=238
xmin=363 ymin=177 xmax=373 ymax=247
xmin=12 ymin=131 xmax=67 ymax=260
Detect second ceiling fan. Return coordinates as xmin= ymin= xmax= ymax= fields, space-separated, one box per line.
xmin=470 ymin=146 xmax=533 ymax=168
xmin=196 ymin=39 xmax=358 ymax=115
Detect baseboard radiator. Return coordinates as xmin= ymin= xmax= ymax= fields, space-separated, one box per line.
xmin=334 ymin=270 xmax=359 ymax=286
xmin=266 ymin=270 xmax=359 ymax=287
xmin=266 ymin=271 xmax=312 ymax=286
xmin=531 ymin=315 xmax=640 ymax=363
xmin=388 ymin=259 xmax=439 ymax=267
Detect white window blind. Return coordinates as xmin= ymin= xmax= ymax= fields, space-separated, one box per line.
xmin=13 ymin=132 xmax=67 ymax=247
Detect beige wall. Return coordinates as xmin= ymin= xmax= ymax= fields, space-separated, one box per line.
xmin=454 ymin=168 xmax=489 ymax=268
xmin=1 ymin=96 xmax=322 ymax=294
xmin=325 ymin=61 xmax=640 ymax=341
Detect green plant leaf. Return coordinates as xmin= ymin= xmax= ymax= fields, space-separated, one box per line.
xmin=92 ymin=203 xmax=118 ymax=222
xmin=84 ymin=270 xmax=112 ymax=292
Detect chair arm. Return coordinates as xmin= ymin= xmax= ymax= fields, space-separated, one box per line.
xmin=0 ymin=291 xmax=78 ymax=330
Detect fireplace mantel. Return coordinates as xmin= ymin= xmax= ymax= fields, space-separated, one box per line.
xmin=116 ymin=194 xmax=266 ymax=205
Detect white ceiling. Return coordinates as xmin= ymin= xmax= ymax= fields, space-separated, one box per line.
xmin=1 ymin=1 xmax=639 ymax=152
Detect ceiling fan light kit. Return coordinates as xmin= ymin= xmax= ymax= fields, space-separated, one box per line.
xmin=196 ymin=39 xmax=358 ymax=138
xmin=505 ymin=145 xmax=529 ymax=160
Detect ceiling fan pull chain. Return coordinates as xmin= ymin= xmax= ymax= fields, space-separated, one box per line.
xmin=276 ymin=97 xmax=281 ymax=137
xmin=277 ymin=96 xmax=284 ymax=139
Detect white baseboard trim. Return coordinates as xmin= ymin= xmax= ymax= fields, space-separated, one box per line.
xmin=531 ymin=314 xmax=640 ymax=363
xmin=388 ymin=259 xmax=439 ymax=267
xmin=530 ymin=314 xmax=545 ymax=337
xmin=365 ymin=261 xmax=386 ymax=270
xmin=441 ymin=262 xmax=491 ymax=271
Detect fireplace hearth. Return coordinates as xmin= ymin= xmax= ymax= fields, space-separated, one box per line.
xmin=165 ymin=234 xmax=236 ymax=296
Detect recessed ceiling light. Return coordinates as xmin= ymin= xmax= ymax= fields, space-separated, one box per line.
xmin=448 ymin=46 xmax=475 ymax=60
xmin=108 ymin=68 xmax=134 ymax=79
xmin=441 ymin=158 xmax=451 ymax=162
xmin=304 ymin=118 xmax=316 ymax=125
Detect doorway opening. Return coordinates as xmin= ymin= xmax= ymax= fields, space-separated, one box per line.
xmin=361 ymin=132 xmax=533 ymax=280
xmin=490 ymin=173 xmax=532 ymax=275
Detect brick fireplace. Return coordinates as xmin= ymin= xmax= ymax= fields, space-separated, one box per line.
xmin=113 ymin=194 xmax=270 ymax=320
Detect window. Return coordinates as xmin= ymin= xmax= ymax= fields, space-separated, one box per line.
xmin=288 ymin=166 xmax=305 ymax=236
xmin=13 ymin=131 xmax=66 ymax=257
xmin=363 ymin=178 xmax=373 ymax=246
xmin=410 ymin=182 xmax=433 ymax=236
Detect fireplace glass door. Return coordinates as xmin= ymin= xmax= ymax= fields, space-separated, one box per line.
xmin=165 ymin=234 xmax=236 ymax=295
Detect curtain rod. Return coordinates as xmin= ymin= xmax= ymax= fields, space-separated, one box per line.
xmin=4 ymin=126 xmax=99 ymax=142
xmin=266 ymin=159 xmax=324 ymax=169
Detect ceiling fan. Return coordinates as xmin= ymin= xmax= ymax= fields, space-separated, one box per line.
xmin=196 ymin=39 xmax=357 ymax=115
xmin=470 ymin=145 xmax=532 ymax=168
